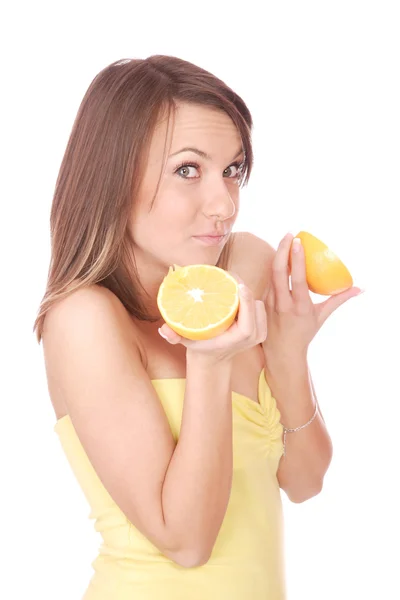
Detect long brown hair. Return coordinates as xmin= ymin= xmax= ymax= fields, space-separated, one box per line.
xmin=33 ymin=55 xmax=254 ymax=343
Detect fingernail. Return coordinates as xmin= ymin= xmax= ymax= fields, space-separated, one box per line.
xmin=158 ymin=327 xmax=170 ymax=341
xmin=238 ymin=283 xmax=249 ymax=297
xmin=292 ymin=238 xmax=302 ymax=253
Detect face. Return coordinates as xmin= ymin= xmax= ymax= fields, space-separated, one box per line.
xmin=130 ymin=102 xmax=244 ymax=279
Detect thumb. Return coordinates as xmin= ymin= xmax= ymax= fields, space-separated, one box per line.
xmin=228 ymin=270 xmax=245 ymax=286
xmin=158 ymin=325 xmax=182 ymax=345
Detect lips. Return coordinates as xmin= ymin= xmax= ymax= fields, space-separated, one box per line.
xmin=194 ymin=235 xmax=224 ymax=239
xmin=193 ymin=234 xmax=227 ymax=246
xmin=194 ymin=231 xmax=228 ymax=237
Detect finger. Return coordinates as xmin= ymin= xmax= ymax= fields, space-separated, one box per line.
xmin=235 ymin=284 xmax=256 ymax=341
xmin=158 ymin=324 xmax=216 ymax=350
xmin=228 ymin=270 xmax=245 ymax=286
xmin=229 ymin=273 xmax=249 ymax=321
xmin=290 ymin=237 xmax=311 ymax=305
xmin=316 ymin=286 xmax=364 ymax=326
xmin=158 ymin=325 xmax=182 ymax=345
xmin=272 ymin=233 xmax=294 ymax=309
xmin=254 ymin=299 xmax=268 ymax=343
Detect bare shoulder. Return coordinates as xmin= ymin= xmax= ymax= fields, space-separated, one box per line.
xmin=43 ymin=283 xmax=146 ymax=356
xmin=230 ymin=231 xmax=276 ymax=299
xmin=43 ymin=283 xmax=138 ymax=341
xmin=42 ymin=284 xmax=145 ymax=418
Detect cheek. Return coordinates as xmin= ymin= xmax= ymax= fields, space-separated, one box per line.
xmin=132 ymin=199 xmax=193 ymax=246
xmin=156 ymin=187 xmax=196 ymax=223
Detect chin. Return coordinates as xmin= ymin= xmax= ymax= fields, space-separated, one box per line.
xmin=161 ymin=236 xmax=228 ymax=270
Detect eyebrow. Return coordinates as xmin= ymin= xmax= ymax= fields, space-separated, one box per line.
xmin=169 ymin=146 xmax=244 ymax=162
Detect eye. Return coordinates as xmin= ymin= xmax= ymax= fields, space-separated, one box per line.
xmin=175 ymin=163 xmax=200 ymax=179
xmin=174 ymin=160 xmax=245 ymax=181
xmin=223 ymin=162 xmax=245 ymax=180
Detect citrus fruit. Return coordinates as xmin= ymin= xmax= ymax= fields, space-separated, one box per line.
xmin=289 ymin=231 xmax=353 ymax=295
xmin=157 ymin=264 xmax=239 ymax=340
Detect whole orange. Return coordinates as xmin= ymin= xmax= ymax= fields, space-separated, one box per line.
xmin=289 ymin=231 xmax=353 ymax=295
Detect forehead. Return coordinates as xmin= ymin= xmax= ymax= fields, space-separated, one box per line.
xmin=149 ymin=102 xmax=243 ymax=161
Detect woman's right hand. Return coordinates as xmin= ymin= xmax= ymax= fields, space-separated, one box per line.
xmin=158 ymin=278 xmax=267 ymax=363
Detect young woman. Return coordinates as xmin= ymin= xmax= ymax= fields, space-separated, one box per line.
xmin=34 ymin=55 xmax=362 ymax=599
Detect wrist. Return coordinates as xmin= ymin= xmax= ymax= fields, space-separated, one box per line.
xmin=263 ymin=342 xmax=308 ymax=367
xmin=186 ymin=349 xmax=233 ymax=372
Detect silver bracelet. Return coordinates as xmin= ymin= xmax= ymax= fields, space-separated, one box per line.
xmin=282 ymin=402 xmax=318 ymax=457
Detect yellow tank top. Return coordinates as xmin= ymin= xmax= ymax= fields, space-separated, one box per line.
xmin=54 ymin=367 xmax=286 ymax=599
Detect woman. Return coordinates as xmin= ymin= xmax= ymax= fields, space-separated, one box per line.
xmin=34 ymin=55 xmax=362 ymax=599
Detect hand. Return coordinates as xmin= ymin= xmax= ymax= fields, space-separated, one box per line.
xmin=262 ymin=232 xmax=364 ymax=356
xmin=158 ymin=274 xmax=267 ymax=363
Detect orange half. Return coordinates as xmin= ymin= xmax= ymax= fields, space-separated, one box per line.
xmin=157 ymin=264 xmax=239 ymax=340
xmin=290 ymin=231 xmax=353 ymax=295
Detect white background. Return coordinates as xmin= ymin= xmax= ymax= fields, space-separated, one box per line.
xmin=2 ymin=1 xmax=399 ymax=598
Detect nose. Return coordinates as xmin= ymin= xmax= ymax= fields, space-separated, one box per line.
xmin=202 ymin=180 xmax=236 ymax=221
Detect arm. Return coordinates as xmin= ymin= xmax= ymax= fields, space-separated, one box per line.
xmin=43 ymin=285 xmax=233 ymax=568
xmin=263 ymin=348 xmax=333 ymax=503
xmin=230 ymin=231 xmax=333 ymax=502
xmin=163 ymin=351 xmax=233 ymax=565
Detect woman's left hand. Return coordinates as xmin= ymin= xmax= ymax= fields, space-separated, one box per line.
xmin=262 ymin=232 xmax=364 ymax=356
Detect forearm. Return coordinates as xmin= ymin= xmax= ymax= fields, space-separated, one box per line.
xmin=162 ymin=351 xmax=233 ymax=563
xmin=264 ymin=346 xmax=333 ymax=503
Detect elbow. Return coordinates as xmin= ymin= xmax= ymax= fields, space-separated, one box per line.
xmin=162 ymin=532 xmax=213 ymax=568
xmin=287 ymin=479 xmax=324 ymax=504
xmin=169 ymin=546 xmax=212 ymax=568
xmin=158 ymin=524 xmax=214 ymax=568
